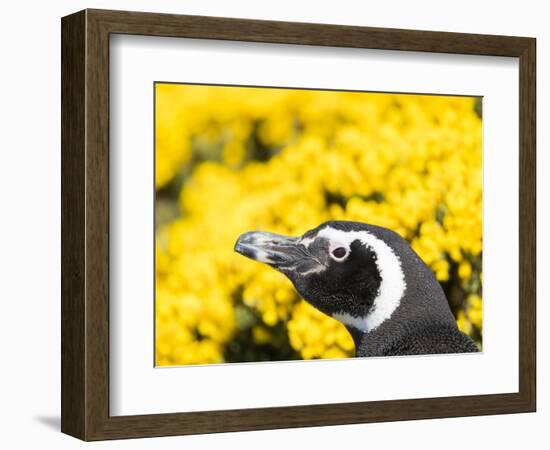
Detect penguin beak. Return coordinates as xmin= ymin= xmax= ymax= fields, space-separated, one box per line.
xmin=234 ymin=231 xmax=320 ymax=273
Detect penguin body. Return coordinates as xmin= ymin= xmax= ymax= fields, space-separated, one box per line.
xmin=350 ymin=322 xmax=479 ymax=357
xmin=235 ymin=220 xmax=478 ymax=357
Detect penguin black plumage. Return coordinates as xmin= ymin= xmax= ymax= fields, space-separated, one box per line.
xmin=235 ymin=220 xmax=478 ymax=357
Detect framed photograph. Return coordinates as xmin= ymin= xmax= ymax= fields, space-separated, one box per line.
xmin=61 ymin=9 xmax=536 ymax=441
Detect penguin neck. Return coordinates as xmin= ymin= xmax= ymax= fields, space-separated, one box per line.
xmin=346 ymin=319 xmax=415 ymax=357
xmin=345 ymin=320 xmax=405 ymax=357
xmin=344 ymin=295 xmax=456 ymax=357
xmin=336 ymin=250 xmax=458 ymax=357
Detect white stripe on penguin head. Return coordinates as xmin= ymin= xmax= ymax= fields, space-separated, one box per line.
xmin=316 ymin=226 xmax=407 ymax=332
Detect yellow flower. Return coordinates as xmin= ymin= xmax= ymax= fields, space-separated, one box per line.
xmin=467 ymin=294 xmax=483 ymax=328
xmin=457 ymin=311 xmax=472 ymax=335
xmin=252 ymin=326 xmax=273 ymax=345
xmin=458 ymin=260 xmax=472 ymax=280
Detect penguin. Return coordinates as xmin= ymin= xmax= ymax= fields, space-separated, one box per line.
xmin=234 ymin=220 xmax=478 ymax=357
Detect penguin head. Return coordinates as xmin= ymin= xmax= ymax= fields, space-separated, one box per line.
xmin=235 ymin=221 xmax=416 ymax=333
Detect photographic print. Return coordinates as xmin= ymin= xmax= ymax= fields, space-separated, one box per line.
xmin=154 ymin=83 xmax=483 ymax=366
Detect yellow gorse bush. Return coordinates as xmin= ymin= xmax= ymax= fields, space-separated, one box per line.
xmin=155 ymin=84 xmax=483 ymax=366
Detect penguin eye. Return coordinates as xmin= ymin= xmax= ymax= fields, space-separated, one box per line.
xmin=331 ymin=247 xmax=347 ymax=260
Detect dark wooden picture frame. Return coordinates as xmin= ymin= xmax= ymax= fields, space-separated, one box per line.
xmin=61 ymin=9 xmax=536 ymax=441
